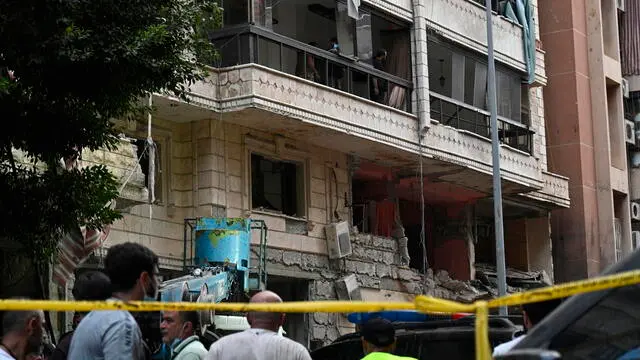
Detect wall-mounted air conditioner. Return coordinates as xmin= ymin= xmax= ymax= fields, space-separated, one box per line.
xmin=325 ymin=221 xmax=352 ymax=259
xmin=633 ymin=231 xmax=640 ymax=250
xmin=631 ymin=202 xmax=640 ymax=221
xmin=622 ymin=78 xmax=630 ymax=98
xmin=626 ymin=120 xmax=636 ymax=145
xmin=617 ymin=0 xmax=626 ymax=12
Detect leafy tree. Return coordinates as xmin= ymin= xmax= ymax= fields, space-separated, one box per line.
xmin=0 ymin=0 xmax=222 ymax=264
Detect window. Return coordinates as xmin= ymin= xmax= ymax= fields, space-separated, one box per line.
xmin=427 ymin=36 xmax=527 ymax=124
xmin=251 ymin=153 xmax=305 ymax=217
xmin=221 ymin=0 xmax=249 ymax=27
xmin=134 ymin=138 xmax=163 ymax=204
xmin=265 ymin=0 xmax=410 ymax=78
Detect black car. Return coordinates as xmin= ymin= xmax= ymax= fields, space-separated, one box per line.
xmin=311 ymin=313 xmax=519 ymax=360
xmin=498 ymin=249 xmax=640 ymax=360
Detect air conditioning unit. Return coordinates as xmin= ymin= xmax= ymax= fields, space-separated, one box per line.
xmin=632 ymin=202 xmax=640 ymax=221
xmin=622 ymin=78 xmax=630 ymax=98
xmin=633 ymin=231 xmax=640 ymax=250
xmin=325 ymin=221 xmax=353 ymax=259
xmin=626 ymin=120 xmax=636 ymax=145
xmin=617 ymin=0 xmax=626 ymax=12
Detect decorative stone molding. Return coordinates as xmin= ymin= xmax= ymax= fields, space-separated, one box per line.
xmin=533 ymin=49 xmax=547 ymax=86
xmin=422 ymin=123 xmax=542 ymax=189
xmin=363 ymin=0 xmax=412 ymax=22
xmin=521 ymin=171 xmax=570 ymax=208
xmin=177 ymin=64 xmax=569 ymax=205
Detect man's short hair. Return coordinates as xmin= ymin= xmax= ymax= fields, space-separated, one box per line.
xmin=179 ymin=311 xmax=200 ymax=332
xmin=360 ymin=318 xmax=395 ymax=347
xmin=522 ymin=298 xmax=563 ymax=325
xmin=104 ymin=242 xmax=158 ymax=292
xmin=72 ymin=270 xmax=112 ymax=301
xmin=1 ymin=298 xmax=42 ymax=335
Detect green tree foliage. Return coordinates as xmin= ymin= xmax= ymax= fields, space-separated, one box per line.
xmin=0 ymin=0 xmax=222 ymax=263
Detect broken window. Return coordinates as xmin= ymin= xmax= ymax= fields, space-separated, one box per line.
xmin=427 ymin=37 xmax=527 ymax=124
xmin=134 ymin=138 xmax=163 ymax=204
xmin=251 ymin=153 xmax=305 ymax=217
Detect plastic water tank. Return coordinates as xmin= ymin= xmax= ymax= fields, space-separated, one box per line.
xmin=194 ymin=218 xmax=251 ymax=272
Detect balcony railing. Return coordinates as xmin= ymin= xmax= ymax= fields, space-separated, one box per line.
xmin=209 ymin=25 xmax=413 ymax=112
xmin=429 ymin=92 xmax=533 ymax=154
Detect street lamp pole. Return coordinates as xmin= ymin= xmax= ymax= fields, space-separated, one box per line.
xmin=485 ymin=0 xmax=508 ymax=316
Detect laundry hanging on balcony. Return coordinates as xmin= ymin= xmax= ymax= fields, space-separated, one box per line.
xmin=348 ymin=0 xmax=361 ymax=20
xmin=502 ymin=0 xmax=536 ymax=84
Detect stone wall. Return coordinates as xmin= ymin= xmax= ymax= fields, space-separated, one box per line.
xmin=103 ymin=118 xmax=195 ymax=269
xmin=253 ymin=232 xmax=479 ymax=346
xmin=85 ymin=117 xmax=480 ymax=346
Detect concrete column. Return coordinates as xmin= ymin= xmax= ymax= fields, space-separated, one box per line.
xmin=195 ymin=119 xmax=227 ymax=217
xmin=526 ymin=215 xmax=554 ymax=281
xmin=412 ymin=0 xmax=430 ymax=133
xmin=586 ymin=0 xmax=617 ymax=272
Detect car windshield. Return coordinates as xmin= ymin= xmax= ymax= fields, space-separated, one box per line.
xmin=546 ymin=284 xmax=640 ymax=360
xmin=509 ymin=250 xmax=640 ymax=359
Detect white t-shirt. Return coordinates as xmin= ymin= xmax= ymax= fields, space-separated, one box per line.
xmin=0 ymin=348 xmax=15 ymax=360
xmin=493 ymin=335 xmax=526 ymax=356
xmin=205 ymin=328 xmax=311 ymax=360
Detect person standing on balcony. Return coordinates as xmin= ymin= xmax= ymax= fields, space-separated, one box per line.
xmin=296 ymin=42 xmax=321 ymax=83
xmin=328 ymin=37 xmax=344 ymax=90
xmin=370 ymin=49 xmax=388 ymax=104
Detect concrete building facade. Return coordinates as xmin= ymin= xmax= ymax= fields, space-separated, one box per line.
xmin=540 ymin=0 xmax=639 ymax=282
xmin=57 ymin=0 xmax=569 ymax=347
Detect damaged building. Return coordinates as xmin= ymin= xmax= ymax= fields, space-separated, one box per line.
xmin=51 ymin=0 xmax=570 ymax=349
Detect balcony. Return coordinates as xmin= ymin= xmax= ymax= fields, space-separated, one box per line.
xmin=211 ymin=25 xmax=413 ymax=113
xmin=429 ymin=92 xmax=533 ymax=154
xmin=425 ymin=0 xmax=546 ymax=84
xmin=362 ymin=0 xmax=412 ymax=21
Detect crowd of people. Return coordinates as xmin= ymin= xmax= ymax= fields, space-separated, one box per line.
xmin=0 ymin=241 xmax=561 ymax=360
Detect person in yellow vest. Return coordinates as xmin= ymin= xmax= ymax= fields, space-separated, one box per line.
xmin=359 ymin=318 xmax=416 ymax=360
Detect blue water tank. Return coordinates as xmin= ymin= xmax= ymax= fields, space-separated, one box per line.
xmin=194 ymin=218 xmax=251 ymax=272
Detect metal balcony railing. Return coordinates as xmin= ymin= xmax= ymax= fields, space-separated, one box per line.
xmin=429 ymin=91 xmax=534 ymax=154
xmin=210 ymin=25 xmax=413 ymax=112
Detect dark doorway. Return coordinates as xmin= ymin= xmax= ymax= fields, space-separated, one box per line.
xmin=267 ymin=276 xmax=310 ymax=347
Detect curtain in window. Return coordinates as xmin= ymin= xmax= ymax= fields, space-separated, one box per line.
xmin=386 ymin=31 xmax=410 ymax=109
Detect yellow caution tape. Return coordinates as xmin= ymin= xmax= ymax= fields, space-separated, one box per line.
xmin=474 ymin=301 xmax=491 ymax=360
xmin=0 ymin=299 xmax=416 ymax=313
xmin=0 ymin=270 xmax=638 ymax=360
xmin=486 ymin=269 xmax=640 ymax=308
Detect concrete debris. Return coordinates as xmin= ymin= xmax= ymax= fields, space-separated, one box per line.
xmin=432 ymin=270 xmax=489 ymax=303
xmin=474 ymin=263 xmax=552 ymax=293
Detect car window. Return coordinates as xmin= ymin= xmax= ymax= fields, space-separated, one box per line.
xmin=547 ymin=284 xmax=640 ymax=360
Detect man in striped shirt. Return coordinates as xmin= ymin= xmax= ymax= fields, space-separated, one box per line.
xmin=205 ymin=291 xmax=312 ymax=360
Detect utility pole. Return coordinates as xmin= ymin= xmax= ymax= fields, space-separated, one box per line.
xmin=485 ymin=0 xmax=508 ymax=316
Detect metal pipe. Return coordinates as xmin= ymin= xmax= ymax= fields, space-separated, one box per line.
xmin=183 ymin=219 xmax=188 ymax=270
xmin=485 ymin=0 xmax=508 ymax=316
